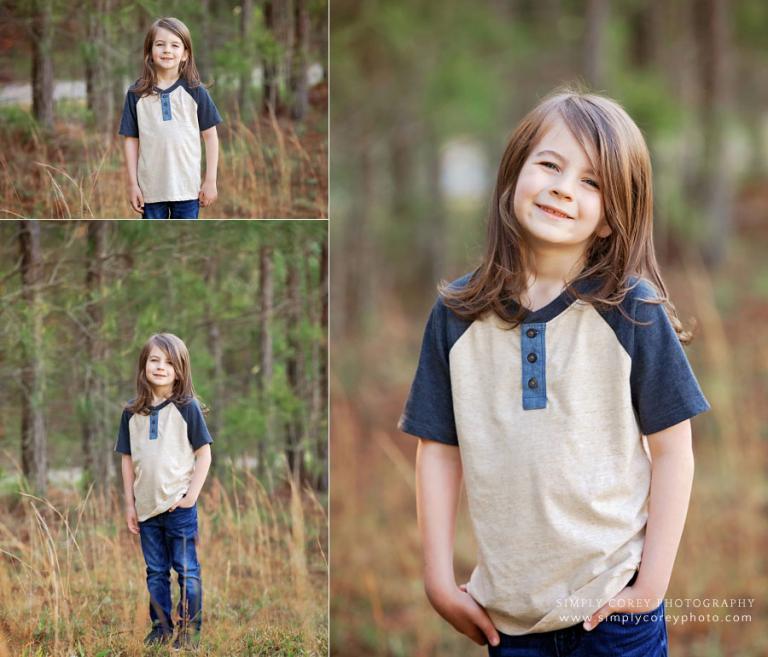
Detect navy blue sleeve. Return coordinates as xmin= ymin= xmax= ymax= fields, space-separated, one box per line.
xmin=191 ymin=85 xmax=222 ymax=131
xmin=628 ymin=281 xmax=710 ymax=435
xmin=398 ymin=297 xmax=466 ymax=446
xmin=179 ymin=399 xmax=214 ymax=450
xmin=118 ymin=88 xmax=139 ymax=138
xmin=115 ymin=409 xmax=133 ymax=454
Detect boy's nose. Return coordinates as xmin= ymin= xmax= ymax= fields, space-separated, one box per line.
xmin=550 ymin=187 xmax=573 ymax=202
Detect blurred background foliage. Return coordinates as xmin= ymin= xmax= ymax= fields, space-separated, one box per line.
xmin=330 ymin=1 xmax=767 ymax=655
xmin=0 ymin=0 xmax=328 ymax=217
xmin=0 ymin=220 xmax=328 ymax=496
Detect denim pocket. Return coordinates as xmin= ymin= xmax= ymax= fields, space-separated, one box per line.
xmin=588 ymin=602 xmax=668 ymax=657
xmin=166 ymin=503 xmax=198 ymax=538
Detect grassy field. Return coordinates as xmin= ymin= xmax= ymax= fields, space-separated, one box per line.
xmin=0 ymin=94 xmax=327 ymax=220
xmin=0 ymin=469 xmax=328 ymax=656
xmin=329 ymin=187 xmax=768 ymax=656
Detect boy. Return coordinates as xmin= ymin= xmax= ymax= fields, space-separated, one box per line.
xmin=116 ymin=393 xmax=213 ymax=648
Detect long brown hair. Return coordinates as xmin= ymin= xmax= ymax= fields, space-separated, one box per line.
xmin=127 ymin=333 xmax=202 ymax=415
xmin=441 ymin=85 xmax=692 ymax=343
xmin=132 ymin=17 xmax=204 ymax=98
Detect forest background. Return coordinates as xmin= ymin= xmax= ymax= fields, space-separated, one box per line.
xmin=0 ymin=220 xmax=328 ymax=656
xmin=331 ymin=1 xmax=767 ymax=656
xmin=0 ymin=0 xmax=328 ymax=218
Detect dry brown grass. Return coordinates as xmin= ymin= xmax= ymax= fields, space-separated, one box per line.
xmin=0 ymin=468 xmax=328 ymax=656
xmin=0 ymin=107 xmax=327 ymax=219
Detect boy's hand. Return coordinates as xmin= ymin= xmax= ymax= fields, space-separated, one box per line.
xmin=169 ymin=494 xmax=196 ymax=512
xmin=125 ymin=506 xmax=140 ymax=535
xmin=583 ymin=584 xmax=664 ymax=631
xmin=128 ymin=185 xmax=144 ymax=214
xmin=427 ymin=583 xmax=500 ymax=647
xmin=199 ymin=179 xmax=217 ymax=207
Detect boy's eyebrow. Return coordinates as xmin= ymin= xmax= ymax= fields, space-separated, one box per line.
xmin=535 ymin=149 xmax=563 ymax=160
xmin=535 ymin=149 xmax=598 ymax=176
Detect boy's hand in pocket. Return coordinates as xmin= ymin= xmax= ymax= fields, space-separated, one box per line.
xmin=169 ymin=494 xmax=196 ymax=511
xmin=428 ymin=583 xmax=500 ymax=647
xmin=584 ymin=584 xmax=664 ymax=631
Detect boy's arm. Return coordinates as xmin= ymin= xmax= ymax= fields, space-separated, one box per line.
xmin=121 ymin=454 xmax=140 ymax=535
xmin=416 ymin=438 xmax=499 ymax=647
xmin=199 ymin=127 xmax=218 ymax=207
xmin=170 ymin=443 xmax=212 ymax=510
xmin=584 ymin=419 xmax=694 ymax=630
xmin=123 ymin=137 xmax=143 ymax=214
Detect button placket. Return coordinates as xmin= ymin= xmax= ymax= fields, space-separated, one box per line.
xmin=521 ymin=322 xmax=546 ymax=410
xmin=160 ymin=93 xmax=172 ymax=121
xmin=149 ymin=410 xmax=159 ymax=440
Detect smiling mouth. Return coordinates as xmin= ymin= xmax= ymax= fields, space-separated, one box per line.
xmin=536 ymin=204 xmax=573 ymax=220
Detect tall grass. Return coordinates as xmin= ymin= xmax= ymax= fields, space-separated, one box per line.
xmin=0 ymin=468 xmax=328 ymax=656
xmin=0 ymin=107 xmax=327 ymax=219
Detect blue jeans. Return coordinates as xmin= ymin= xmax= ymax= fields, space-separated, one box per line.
xmin=488 ymin=603 xmax=668 ymax=657
xmin=138 ymin=504 xmax=202 ymax=633
xmin=142 ymin=199 xmax=200 ymax=219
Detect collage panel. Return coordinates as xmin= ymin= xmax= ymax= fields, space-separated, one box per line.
xmin=0 ymin=220 xmax=328 ymax=654
xmin=0 ymin=1 xmax=327 ymax=219
xmin=331 ymin=2 xmax=765 ymax=657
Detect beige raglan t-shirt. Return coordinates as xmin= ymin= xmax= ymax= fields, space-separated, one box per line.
xmin=118 ymin=79 xmax=222 ymax=203
xmin=399 ymin=274 xmax=709 ymax=634
xmin=115 ymin=398 xmax=213 ymax=522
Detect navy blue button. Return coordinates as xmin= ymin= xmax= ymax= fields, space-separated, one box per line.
xmin=526 ymin=328 xmax=537 ymax=338
xmin=527 ymin=352 xmax=537 ymax=363
xmin=528 ymin=377 xmax=538 ymax=389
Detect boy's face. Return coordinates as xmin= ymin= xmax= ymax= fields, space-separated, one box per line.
xmin=513 ymin=116 xmax=611 ymax=255
xmin=151 ymin=27 xmax=188 ymax=76
xmin=145 ymin=345 xmax=177 ymax=392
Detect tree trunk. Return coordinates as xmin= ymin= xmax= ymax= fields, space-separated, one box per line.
xmin=261 ymin=0 xmax=280 ymax=113
xmin=197 ymin=0 xmax=212 ymax=82
xmin=340 ymin=146 xmax=373 ymax=338
xmin=81 ymin=220 xmax=110 ymax=491
xmin=290 ymin=0 xmax=309 ymax=121
xmin=84 ymin=0 xmax=114 ymax=134
xmin=31 ymin=0 xmax=54 ymax=130
xmin=258 ymin=244 xmax=274 ymax=478
xmin=423 ymin=128 xmax=445 ymax=290
xmin=694 ymin=0 xmax=730 ymax=266
xmin=18 ymin=221 xmax=48 ymax=495
xmin=629 ymin=0 xmax=662 ymax=70
xmin=315 ymin=238 xmax=328 ymax=491
xmin=238 ymin=0 xmax=254 ymax=114
xmin=284 ymin=257 xmax=303 ymax=480
xmin=584 ymin=0 xmax=608 ymax=90
xmin=203 ymin=256 xmax=224 ymax=477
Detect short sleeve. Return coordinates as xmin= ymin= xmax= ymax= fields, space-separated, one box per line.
xmin=629 ymin=283 xmax=710 ymax=435
xmin=179 ymin=399 xmax=214 ymax=450
xmin=193 ymin=86 xmax=222 ymax=131
xmin=118 ymin=89 xmax=139 ymax=138
xmin=398 ymin=299 xmax=461 ymax=445
xmin=115 ymin=409 xmax=132 ymax=454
